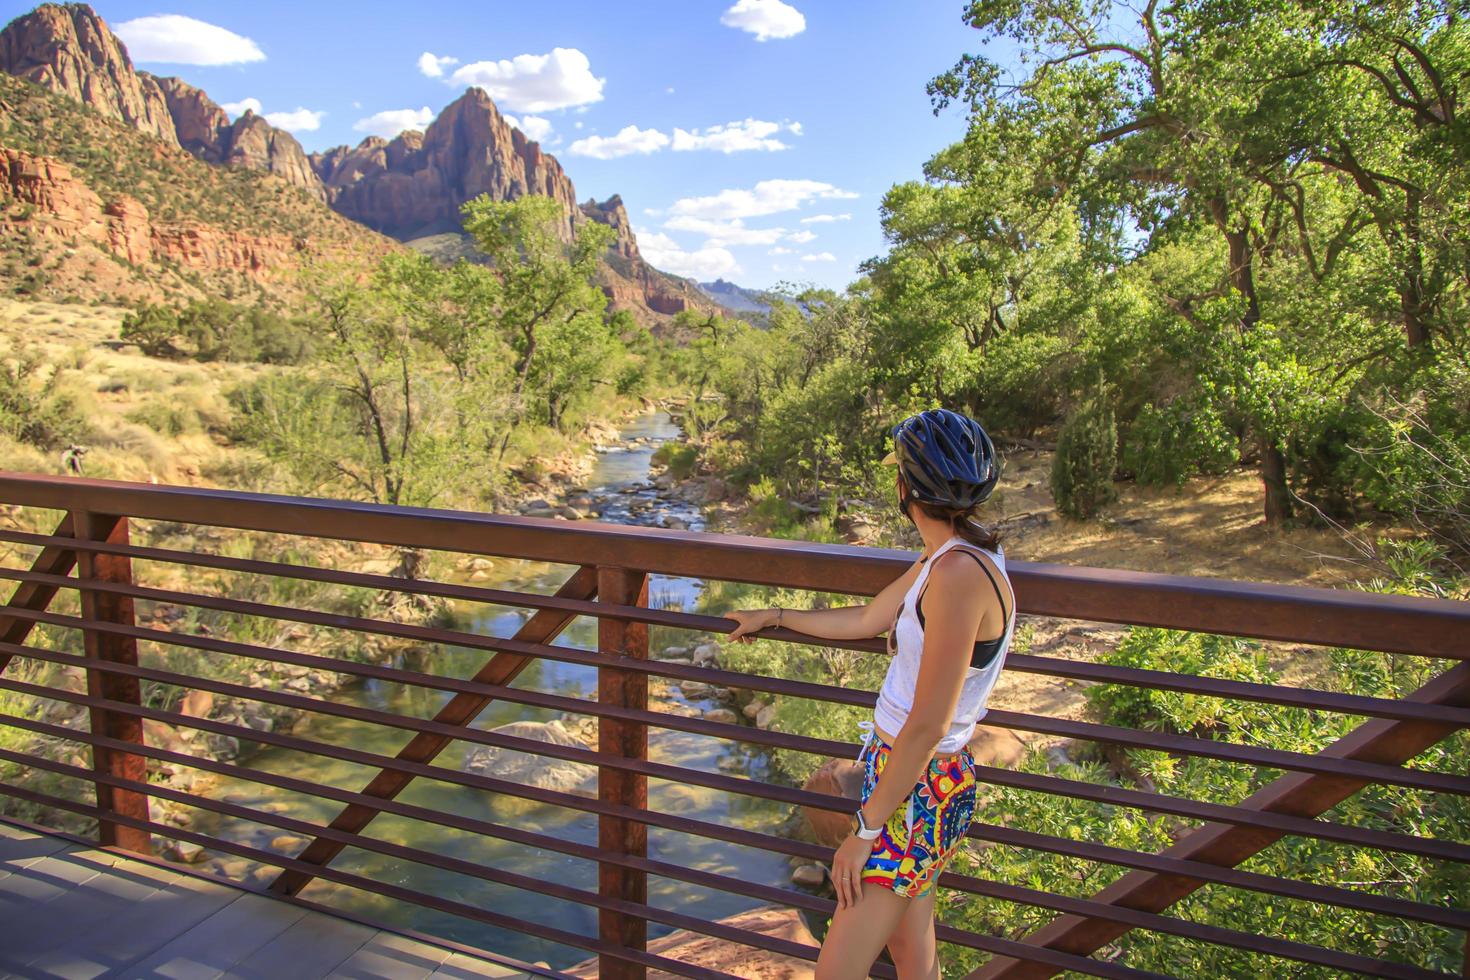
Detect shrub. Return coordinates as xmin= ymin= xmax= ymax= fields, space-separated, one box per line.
xmin=652 ymin=441 xmax=698 ymax=479
xmin=1085 ymin=627 xmax=1278 ymax=735
xmin=1122 ymin=392 xmax=1237 ymax=487
xmin=0 ymin=348 xmax=89 ymax=450
xmin=1051 ymin=377 xmax=1118 ymax=519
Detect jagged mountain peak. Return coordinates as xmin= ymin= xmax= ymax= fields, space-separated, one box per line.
xmin=0 ymin=2 xmax=176 ymax=143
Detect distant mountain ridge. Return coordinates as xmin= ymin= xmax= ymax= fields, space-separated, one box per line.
xmin=696 ymin=278 xmax=773 ymax=317
xmin=0 ymin=2 xmax=726 ymax=324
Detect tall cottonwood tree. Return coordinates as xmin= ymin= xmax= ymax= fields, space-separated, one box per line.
xmin=460 ymin=195 xmax=618 ymax=454
xmin=925 ymin=0 xmax=1468 ymax=523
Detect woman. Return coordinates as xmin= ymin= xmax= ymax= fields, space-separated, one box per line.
xmin=727 ymin=409 xmax=1015 ymax=979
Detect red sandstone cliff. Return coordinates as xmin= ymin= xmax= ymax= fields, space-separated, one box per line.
xmin=312 ymin=88 xmax=579 ymax=240
xmin=0 ymin=145 xmax=309 ymax=278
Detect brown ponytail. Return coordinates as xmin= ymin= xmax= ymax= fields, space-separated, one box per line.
xmin=912 ymin=500 xmax=1003 ymax=551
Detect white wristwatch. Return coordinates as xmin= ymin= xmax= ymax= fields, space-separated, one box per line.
xmin=849 ymin=808 xmax=881 ymax=840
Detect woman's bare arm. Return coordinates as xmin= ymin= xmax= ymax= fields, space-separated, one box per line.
xmin=726 ymin=555 xmax=926 ymax=643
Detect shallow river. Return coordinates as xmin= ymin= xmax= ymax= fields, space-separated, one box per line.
xmin=207 ymin=412 xmax=795 ymax=968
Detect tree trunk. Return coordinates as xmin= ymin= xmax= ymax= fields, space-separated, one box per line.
xmin=1260 ymin=437 xmax=1293 ymax=524
xmin=1400 ymin=190 xmax=1431 ymax=348
xmin=1209 ymin=197 xmax=1291 ymax=524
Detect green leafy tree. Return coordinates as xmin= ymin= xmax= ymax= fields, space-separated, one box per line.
xmin=1051 ymin=374 xmax=1119 ymax=519
xmin=459 ymin=195 xmax=616 ymax=457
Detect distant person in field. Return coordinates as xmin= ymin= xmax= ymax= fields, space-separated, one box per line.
xmin=728 ymin=409 xmax=1014 ymax=979
xmin=61 ymin=445 xmax=86 ymax=477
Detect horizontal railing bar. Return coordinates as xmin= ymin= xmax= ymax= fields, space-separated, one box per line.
xmin=6 ymin=530 xmax=1467 ymax=729
xmin=0 ymin=779 xmax=1150 ymax=980
xmin=4 ymin=709 xmax=1464 ymax=939
xmin=3 ymin=735 xmax=1448 ymax=978
xmin=9 ymin=570 xmax=1466 ymax=796
xmin=4 ymin=663 xmax=1469 ymax=870
xmin=2 ymin=472 xmax=1467 ymax=657
xmin=6 ymin=692 xmax=1462 ymax=933
xmin=0 ymin=645 xmax=841 ymax=812
xmin=0 ymin=638 xmax=857 ymax=762
xmin=982 ymin=708 xmax=1470 ymax=796
xmin=0 ymin=783 xmax=735 ymax=980
xmin=0 ymin=528 xmax=713 ymax=633
xmin=1004 ymin=653 xmax=1470 ymax=729
xmin=955 ymin=819 xmax=1469 ymax=930
xmin=0 ymin=594 xmax=881 ymax=709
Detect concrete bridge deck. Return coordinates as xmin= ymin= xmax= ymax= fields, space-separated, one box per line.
xmin=0 ymin=821 xmax=539 ymax=980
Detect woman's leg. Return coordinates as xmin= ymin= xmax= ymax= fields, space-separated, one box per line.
xmin=815 ymin=882 xmax=912 ymax=980
xmin=885 ymin=888 xmax=940 ymax=979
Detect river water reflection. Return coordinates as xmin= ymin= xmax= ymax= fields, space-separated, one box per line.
xmin=207 ymin=412 xmax=795 ymax=967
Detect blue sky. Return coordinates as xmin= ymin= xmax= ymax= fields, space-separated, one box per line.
xmin=3 ymin=0 xmax=990 ymax=290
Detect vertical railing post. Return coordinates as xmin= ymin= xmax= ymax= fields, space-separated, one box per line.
xmin=76 ymin=512 xmax=152 ymax=854
xmin=597 ymin=565 xmax=649 ymax=980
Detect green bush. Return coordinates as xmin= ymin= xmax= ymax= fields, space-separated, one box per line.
xmin=121 ymin=299 xmax=315 ymax=364
xmin=1085 ymin=627 xmax=1278 ymax=735
xmin=1051 ymin=379 xmax=1118 ymax=519
xmin=0 ymin=349 xmax=89 ymax=450
xmin=652 ymin=441 xmax=698 ymax=479
xmin=1122 ymin=392 xmax=1238 ymax=487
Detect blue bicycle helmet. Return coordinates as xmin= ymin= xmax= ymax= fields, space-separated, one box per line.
xmin=883 ymin=409 xmax=1000 ymax=513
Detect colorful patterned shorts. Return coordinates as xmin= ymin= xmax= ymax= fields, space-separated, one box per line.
xmin=858 ymin=732 xmax=978 ymax=899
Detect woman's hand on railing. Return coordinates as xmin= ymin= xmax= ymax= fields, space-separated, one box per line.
xmin=725 ymin=607 xmax=780 ymax=643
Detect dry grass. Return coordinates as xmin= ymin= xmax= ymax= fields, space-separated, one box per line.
xmin=992 ymin=447 xmax=1381 ymax=590
xmin=0 ymin=297 xmax=275 ymax=487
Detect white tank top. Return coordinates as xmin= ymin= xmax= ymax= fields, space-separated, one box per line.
xmin=872 ymin=536 xmax=1015 ymax=754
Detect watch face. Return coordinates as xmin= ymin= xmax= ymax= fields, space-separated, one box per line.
xmin=848 ymin=813 xmax=860 ymax=835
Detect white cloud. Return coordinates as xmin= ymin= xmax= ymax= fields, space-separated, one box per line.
xmin=788 ymin=122 xmax=804 ymax=136
xmin=801 ymin=213 xmax=850 ymax=224
xmin=114 ymin=14 xmax=264 ymax=65
xmin=671 ymin=118 xmax=800 ymax=153
xmin=354 ymin=106 xmax=435 ymax=138
xmin=507 ymin=115 xmax=554 ymax=142
xmin=665 ymin=86 xmax=676 ymax=95
xmin=417 ymin=52 xmax=459 ymax=78
xmin=721 ymin=0 xmax=806 ymax=41
xmin=220 ymin=98 xmax=322 ymax=131
xmin=449 ymin=48 xmax=604 ymax=113
xmin=666 ymin=179 xmax=858 ymax=220
xmin=569 ymin=125 xmax=670 ymax=160
xmin=220 ymin=97 xmax=262 ymax=118
xmin=801 ymin=251 xmax=836 ymax=262
xmin=640 ymin=232 xmax=739 ymax=279
xmin=664 ymin=216 xmax=786 ymax=247
xmin=787 ymin=229 xmax=817 ymax=244
xmin=263 ymin=107 xmax=324 ymax=133
xmin=769 ymin=246 xmax=794 ymax=255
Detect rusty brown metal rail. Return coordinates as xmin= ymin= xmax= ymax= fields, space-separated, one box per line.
xmin=0 ymin=471 xmax=1467 ymax=979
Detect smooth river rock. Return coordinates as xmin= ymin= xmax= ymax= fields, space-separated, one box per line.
xmin=461 ymin=719 xmax=596 ymax=795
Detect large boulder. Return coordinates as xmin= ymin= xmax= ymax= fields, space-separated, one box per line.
xmin=800 ymin=757 xmax=864 ymax=847
xmin=461 ymin=719 xmax=595 ymax=795
xmin=968 ymin=724 xmax=1027 ymax=769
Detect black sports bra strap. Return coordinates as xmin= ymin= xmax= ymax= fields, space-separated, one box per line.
xmin=913 ymin=545 xmax=1012 ymax=633
xmin=952 ymin=548 xmax=1012 ymax=626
